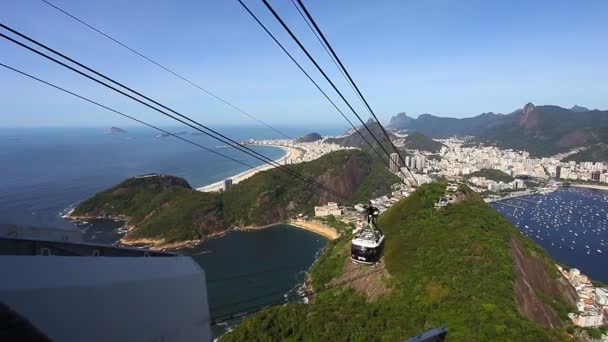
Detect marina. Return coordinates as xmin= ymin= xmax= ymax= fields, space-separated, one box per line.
xmin=492 ymin=187 xmax=608 ymax=283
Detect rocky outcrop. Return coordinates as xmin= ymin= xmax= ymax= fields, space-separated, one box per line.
xmin=518 ymin=102 xmax=537 ymax=129
xmin=510 ymin=238 xmax=576 ymax=328
xmin=317 ymin=153 xmax=370 ymax=204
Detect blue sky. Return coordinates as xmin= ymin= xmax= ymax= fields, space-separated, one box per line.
xmin=1 ymin=0 xmax=607 ymax=128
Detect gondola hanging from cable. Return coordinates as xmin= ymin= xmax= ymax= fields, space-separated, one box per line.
xmin=351 ymin=205 xmax=384 ymax=264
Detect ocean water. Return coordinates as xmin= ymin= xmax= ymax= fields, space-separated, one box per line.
xmin=492 ymin=187 xmax=608 ymax=283
xmin=0 ymin=126 xmax=339 ymax=230
xmin=180 ymin=224 xmax=327 ymax=337
xmin=4 ymin=126 xmax=608 ymax=334
xmin=0 ymin=126 xmax=334 ymax=337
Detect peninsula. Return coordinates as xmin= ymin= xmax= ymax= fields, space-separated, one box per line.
xmin=69 ymin=150 xmax=398 ymax=249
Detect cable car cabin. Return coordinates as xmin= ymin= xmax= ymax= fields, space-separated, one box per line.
xmin=351 ymin=224 xmax=384 ymax=264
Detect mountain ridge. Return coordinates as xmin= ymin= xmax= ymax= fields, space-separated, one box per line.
xmin=386 ymin=103 xmax=608 ymax=157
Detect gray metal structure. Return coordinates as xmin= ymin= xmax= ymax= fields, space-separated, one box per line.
xmin=1 ymin=226 xmax=211 ymax=342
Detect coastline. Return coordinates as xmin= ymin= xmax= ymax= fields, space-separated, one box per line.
xmin=484 ymin=187 xmax=558 ymax=203
xmin=570 ymin=183 xmax=608 ymax=191
xmin=98 ymin=219 xmax=337 ymax=251
xmin=196 ymin=144 xmax=302 ymax=192
xmin=287 ymin=220 xmax=339 ymax=240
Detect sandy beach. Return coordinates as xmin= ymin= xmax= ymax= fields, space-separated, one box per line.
xmin=288 ymin=220 xmax=339 ymax=240
xmin=197 ymin=144 xmax=302 ymax=192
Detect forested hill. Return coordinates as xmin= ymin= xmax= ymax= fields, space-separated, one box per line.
xmin=223 ymin=183 xmax=576 ymax=341
xmin=403 ymin=132 xmax=444 ymax=153
xmin=70 ymin=150 xmax=399 ymax=248
xmin=296 ymin=132 xmax=322 ymax=143
xmin=465 ymin=168 xmax=515 ymax=183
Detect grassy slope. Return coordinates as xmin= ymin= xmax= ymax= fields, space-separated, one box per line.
xmin=222 ymin=183 xmax=569 ymax=341
xmin=72 ymin=150 xmax=398 ymax=243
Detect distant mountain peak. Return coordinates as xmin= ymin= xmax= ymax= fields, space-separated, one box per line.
xmin=570 ymin=105 xmax=590 ymax=112
xmin=522 ymin=102 xmax=535 ymax=115
xmin=387 ymin=112 xmax=413 ymax=129
xmin=519 ymin=102 xmax=537 ymax=128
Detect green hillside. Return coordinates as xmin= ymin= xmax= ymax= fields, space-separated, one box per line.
xmin=222 ymin=183 xmax=572 ymax=341
xmin=403 ymin=132 xmax=444 ymax=153
xmin=563 ymin=143 xmax=608 ymax=163
xmin=71 ymin=150 xmax=399 ymax=246
xmin=465 ymin=169 xmax=515 ymax=183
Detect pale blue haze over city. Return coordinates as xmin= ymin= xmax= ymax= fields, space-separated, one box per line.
xmin=1 ymin=0 xmax=607 ymax=127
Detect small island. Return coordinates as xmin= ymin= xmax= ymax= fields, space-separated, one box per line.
xmin=108 ymin=127 xmax=127 ymax=134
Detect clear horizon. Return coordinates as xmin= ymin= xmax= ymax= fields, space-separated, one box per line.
xmin=1 ymin=0 xmax=607 ymax=128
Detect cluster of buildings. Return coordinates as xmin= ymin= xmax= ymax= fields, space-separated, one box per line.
xmin=431 ymin=138 xmax=608 ymax=184
xmin=556 ymin=265 xmax=608 ymax=328
xmin=389 ymin=152 xmax=427 ymax=173
xmin=247 ymin=138 xmax=355 ymax=164
xmin=554 ymin=161 xmax=608 ymax=183
xmin=468 ymin=176 xmax=526 ymax=192
xmin=314 ymin=202 xmax=342 ymax=217
xmin=434 ymin=183 xmax=460 ymax=208
xmin=387 ymin=138 xmax=607 ymax=198
xmin=365 ymin=182 xmax=418 ymax=214
xmin=430 ymin=138 xmax=548 ymax=179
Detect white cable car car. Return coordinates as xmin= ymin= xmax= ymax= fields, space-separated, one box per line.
xmin=351 ymin=205 xmax=384 ymax=264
